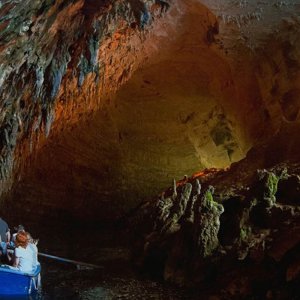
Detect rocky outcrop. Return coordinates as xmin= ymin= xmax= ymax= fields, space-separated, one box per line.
xmin=130 ymin=163 xmax=300 ymax=298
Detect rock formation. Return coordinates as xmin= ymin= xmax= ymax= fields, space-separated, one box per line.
xmin=130 ymin=159 xmax=300 ymax=298
xmin=0 ymin=0 xmax=172 ymax=196
xmin=0 ymin=0 xmax=300 ymax=298
xmin=0 ymin=0 xmax=299 ymax=221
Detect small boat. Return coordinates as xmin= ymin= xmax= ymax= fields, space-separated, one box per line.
xmin=0 ymin=264 xmax=41 ymax=296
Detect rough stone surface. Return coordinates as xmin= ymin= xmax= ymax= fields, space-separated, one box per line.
xmin=193 ymin=186 xmax=224 ymax=258
xmin=1 ymin=0 xmax=300 ymax=219
xmin=0 ymin=0 xmax=170 ymax=196
xmin=0 ymin=2 xmax=300 ymax=298
xmin=130 ymin=161 xmax=300 ymax=297
xmin=1 ymin=0 xmax=246 ymax=219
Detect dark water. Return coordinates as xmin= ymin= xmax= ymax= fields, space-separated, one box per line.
xmin=0 ymin=216 xmax=197 ymax=300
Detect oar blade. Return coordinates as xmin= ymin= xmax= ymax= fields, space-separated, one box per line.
xmin=38 ymin=252 xmax=103 ymax=270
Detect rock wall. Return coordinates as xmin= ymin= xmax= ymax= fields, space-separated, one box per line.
xmin=0 ymin=0 xmax=171 ymax=196
xmin=198 ymin=0 xmax=300 ymax=145
xmin=2 ymin=0 xmax=251 ymax=221
xmin=1 ymin=0 xmax=300 ymax=222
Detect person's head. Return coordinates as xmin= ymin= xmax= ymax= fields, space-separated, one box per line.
xmin=14 ymin=224 xmax=25 ymax=233
xmin=15 ymin=231 xmax=29 ymax=248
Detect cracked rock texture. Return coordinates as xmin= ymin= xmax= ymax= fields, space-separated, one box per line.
xmin=1 ymin=1 xmax=300 ymax=298
xmin=0 ymin=0 xmax=169 ymax=195
xmin=1 ymin=0 xmax=300 ymax=222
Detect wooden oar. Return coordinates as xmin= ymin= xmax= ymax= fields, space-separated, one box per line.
xmin=38 ymin=252 xmax=103 ymax=270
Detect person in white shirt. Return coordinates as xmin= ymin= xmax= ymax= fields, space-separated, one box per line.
xmin=13 ymin=231 xmax=34 ymax=273
xmin=26 ymin=232 xmax=39 ymax=270
xmin=12 ymin=224 xmax=25 ymax=244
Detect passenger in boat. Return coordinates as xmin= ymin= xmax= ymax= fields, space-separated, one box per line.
xmin=26 ymin=232 xmax=39 ymax=269
xmin=0 ymin=217 xmax=10 ymax=259
xmin=12 ymin=231 xmax=34 ymax=273
xmin=7 ymin=224 xmax=25 ymax=263
xmin=12 ymin=224 xmax=25 ymax=244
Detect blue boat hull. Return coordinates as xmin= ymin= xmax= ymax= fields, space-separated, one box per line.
xmin=0 ymin=264 xmax=41 ymax=296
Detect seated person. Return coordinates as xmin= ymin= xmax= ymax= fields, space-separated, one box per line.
xmin=11 ymin=224 xmax=25 ymax=245
xmin=5 ymin=225 xmax=26 ymax=263
xmin=6 ymin=224 xmax=25 ymax=261
xmin=12 ymin=231 xmax=35 ymax=273
xmin=26 ymin=232 xmax=39 ymax=269
xmin=0 ymin=217 xmax=10 ymax=262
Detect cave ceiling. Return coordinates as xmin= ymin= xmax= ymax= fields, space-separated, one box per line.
xmin=0 ymin=0 xmax=300 ymax=220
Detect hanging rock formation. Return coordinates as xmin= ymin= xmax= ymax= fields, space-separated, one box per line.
xmin=1 ymin=0 xmax=300 ymax=229
xmin=0 ymin=0 xmax=172 ymax=196
xmin=0 ymin=1 xmax=300 ymax=297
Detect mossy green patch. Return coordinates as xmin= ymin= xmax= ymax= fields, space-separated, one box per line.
xmin=266 ymin=172 xmax=279 ymax=198
xmin=240 ymin=226 xmax=251 ymax=242
xmin=205 ymin=190 xmax=214 ymax=203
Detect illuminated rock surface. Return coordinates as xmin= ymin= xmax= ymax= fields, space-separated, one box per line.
xmin=4 ymin=0 xmax=300 ymax=219
xmin=0 ymin=0 xmax=300 ymax=298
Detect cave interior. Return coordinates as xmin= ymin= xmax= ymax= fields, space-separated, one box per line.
xmin=0 ymin=0 xmax=300 ymax=299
